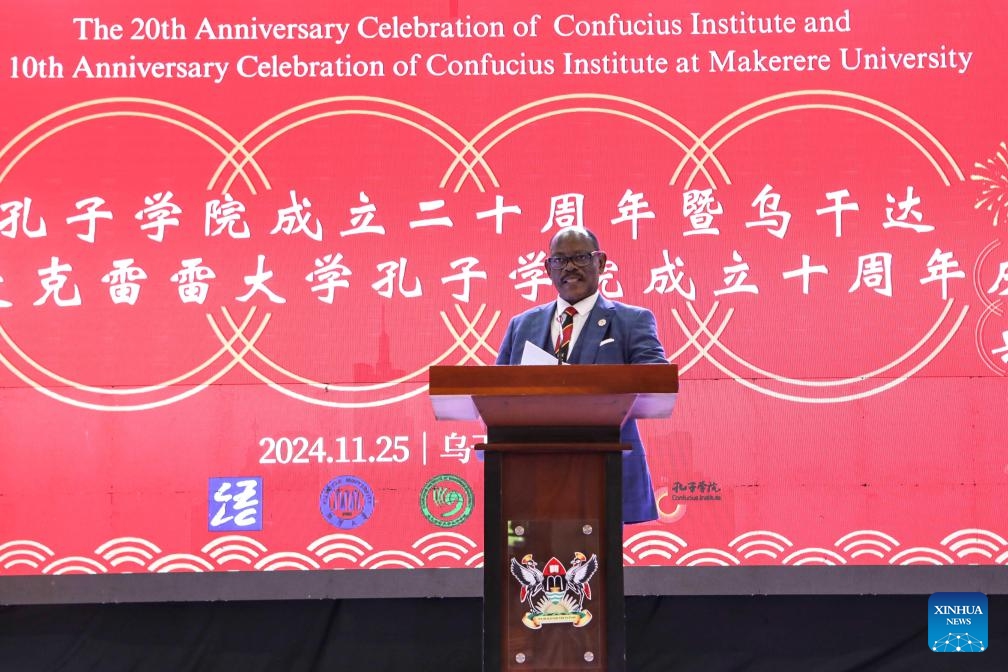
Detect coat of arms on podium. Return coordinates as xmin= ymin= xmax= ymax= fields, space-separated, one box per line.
xmin=509 ymin=552 xmax=599 ymax=629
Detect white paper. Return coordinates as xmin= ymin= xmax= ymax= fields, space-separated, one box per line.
xmin=520 ymin=340 xmax=561 ymax=365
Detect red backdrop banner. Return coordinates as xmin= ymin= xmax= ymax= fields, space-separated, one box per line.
xmin=1 ymin=0 xmax=1006 ymax=583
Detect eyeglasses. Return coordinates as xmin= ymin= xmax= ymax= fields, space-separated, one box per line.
xmin=544 ymin=251 xmax=603 ymax=270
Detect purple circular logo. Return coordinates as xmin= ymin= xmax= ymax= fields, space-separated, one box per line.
xmin=319 ymin=476 xmax=375 ymax=529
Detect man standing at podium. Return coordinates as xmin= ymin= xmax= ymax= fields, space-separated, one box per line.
xmin=496 ymin=227 xmax=669 ymax=524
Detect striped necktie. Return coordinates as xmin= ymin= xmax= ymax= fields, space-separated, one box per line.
xmin=554 ymin=306 xmax=578 ymax=363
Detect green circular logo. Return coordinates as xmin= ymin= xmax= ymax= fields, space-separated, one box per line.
xmin=419 ymin=474 xmax=474 ymax=528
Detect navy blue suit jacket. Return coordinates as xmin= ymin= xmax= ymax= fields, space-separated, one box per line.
xmin=496 ymin=296 xmax=668 ymax=523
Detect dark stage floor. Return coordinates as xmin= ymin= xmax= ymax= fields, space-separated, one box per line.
xmin=1 ymin=595 xmax=1004 ymax=671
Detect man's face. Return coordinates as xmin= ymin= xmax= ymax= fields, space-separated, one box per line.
xmin=545 ymin=231 xmax=607 ymax=304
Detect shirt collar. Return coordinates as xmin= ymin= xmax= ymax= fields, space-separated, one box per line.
xmin=556 ymin=291 xmax=599 ymax=317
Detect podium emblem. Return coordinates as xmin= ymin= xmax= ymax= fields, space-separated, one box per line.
xmin=510 ymin=552 xmax=598 ymax=629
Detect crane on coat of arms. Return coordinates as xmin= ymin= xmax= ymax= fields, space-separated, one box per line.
xmin=565 ymin=552 xmax=598 ymax=611
xmin=510 ymin=554 xmax=545 ymax=612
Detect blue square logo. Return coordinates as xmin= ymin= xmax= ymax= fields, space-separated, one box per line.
xmin=929 ymin=592 xmax=987 ymax=652
xmin=208 ymin=477 xmax=263 ymax=532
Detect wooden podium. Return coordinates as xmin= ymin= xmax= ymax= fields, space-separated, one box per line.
xmin=429 ymin=364 xmax=678 ymax=672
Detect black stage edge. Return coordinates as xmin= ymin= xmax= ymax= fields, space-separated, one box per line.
xmin=0 ymin=595 xmax=1005 ymax=671
xmin=4 ymin=566 xmax=1008 ymax=604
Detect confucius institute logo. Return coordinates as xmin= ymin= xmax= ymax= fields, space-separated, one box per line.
xmin=419 ymin=474 xmax=474 ymax=528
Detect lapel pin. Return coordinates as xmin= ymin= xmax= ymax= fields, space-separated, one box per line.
xmin=598 ymin=319 xmax=606 ymax=327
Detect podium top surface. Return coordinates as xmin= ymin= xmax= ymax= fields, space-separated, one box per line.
xmin=428 ymin=364 xmax=678 ymax=426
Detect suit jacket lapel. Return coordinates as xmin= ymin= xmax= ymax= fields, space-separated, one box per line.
xmin=571 ymin=297 xmax=614 ymax=364
xmin=531 ymin=302 xmax=556 ymax=353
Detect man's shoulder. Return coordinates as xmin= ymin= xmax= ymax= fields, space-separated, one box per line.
xmin=508 ymin=302 xmax=554 ymax=323
xmin=599 ymin=298 xmax=655 ymax=318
